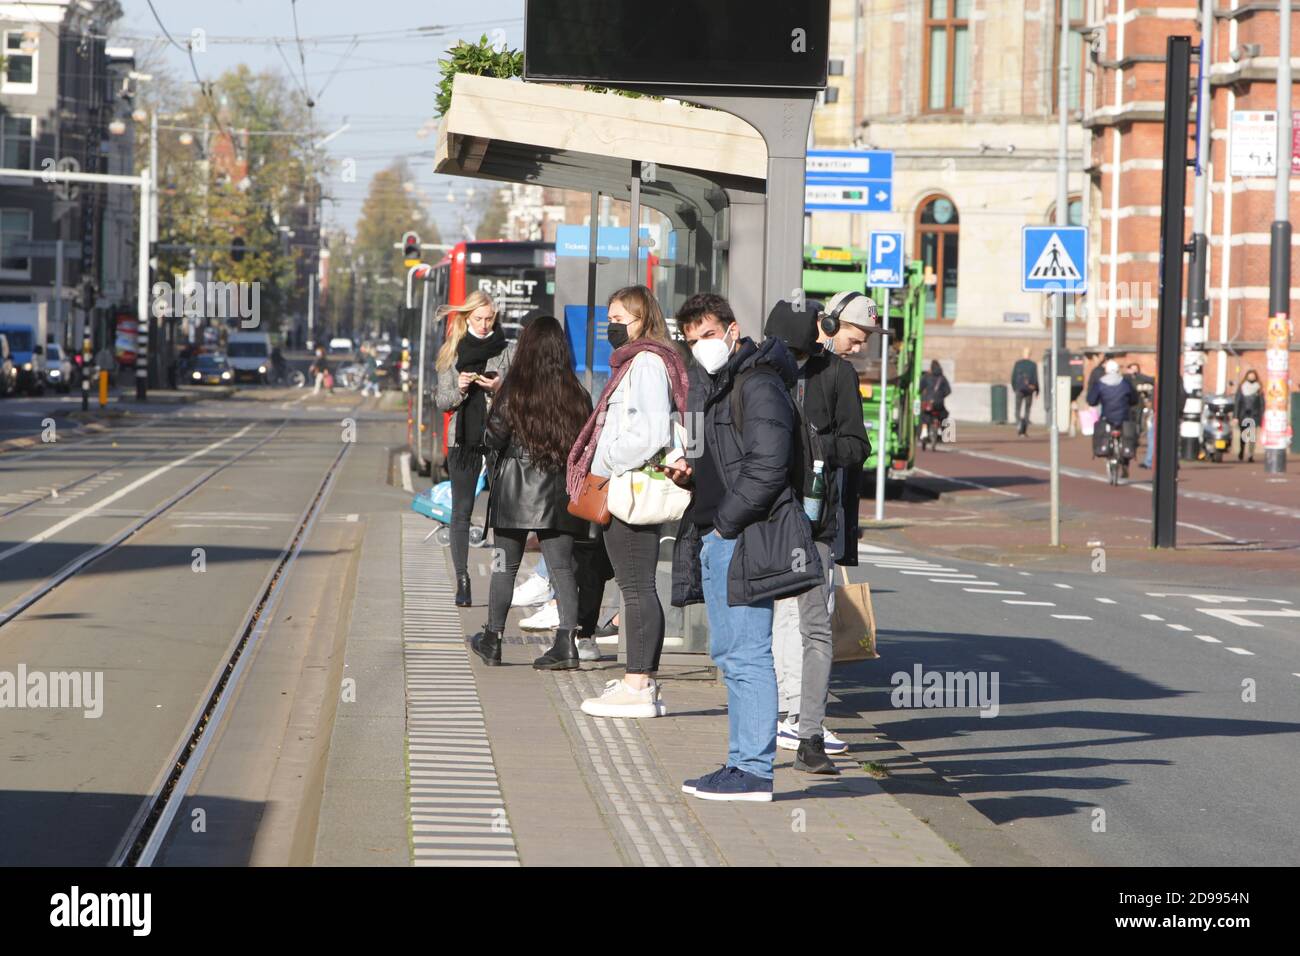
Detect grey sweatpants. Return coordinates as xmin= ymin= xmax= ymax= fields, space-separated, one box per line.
xmin=772 ymin=541 xmax=834 ymax=739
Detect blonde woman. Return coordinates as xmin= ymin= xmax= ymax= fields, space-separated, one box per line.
xmin=567 ymin=286 xmax=690 ymax=717
xmin=434 ymin=290 xmax=514 ymax=606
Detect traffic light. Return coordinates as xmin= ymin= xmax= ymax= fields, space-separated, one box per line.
xmin=231 ymin=237 xmax=246 ymax=263
xmin=402 ymin=231 xmax=421 ymax=267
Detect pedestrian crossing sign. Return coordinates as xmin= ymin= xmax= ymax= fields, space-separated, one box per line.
xmin=1022 ymin=226 xmax=1088 ymax=293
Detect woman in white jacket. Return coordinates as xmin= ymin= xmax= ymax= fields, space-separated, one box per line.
xmin=569 ymin=286 xmax=689 ymax=719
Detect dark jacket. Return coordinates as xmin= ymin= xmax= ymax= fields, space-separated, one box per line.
xmin=1235 ymin=382 xmax=1264 ymax=425
xmin=1086 ymin=373 xmax=1137 ymax=427
xmin=798 ymin=347 xmax=871 ymax=562
xmin=671 ymin=337 xmax=821 ymax=607
xmin=484 ymin=396 xmax=590 ymax=536
xmin=1011 ymin=358 xmax=1039 ymax=395
xmin=920 ymin=370 xmax=951 ymax=409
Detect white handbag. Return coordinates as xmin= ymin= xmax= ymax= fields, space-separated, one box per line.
xmin=606 ymin=371 xmax=692 ymax=526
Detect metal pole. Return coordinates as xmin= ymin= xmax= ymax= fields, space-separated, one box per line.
xmin=629 ymin=163 xmax=641 ymax=286
xmin=1050 ymin=0 xmax=1070 ymax=547
xmin=414 ymin=281 xmax=430 ymax=473
xmin=136 ymin=167 xmax=151 ymax=401
xmin=1182 ymin=0 xmax=1213 ymax=460
xmin=1265 ymin=0 xmax=1293 ymax=474
xmin=874 ymin=327 xmax=889 ymax=522
xmin=54 ymin=239 xmax=64 ymax=358
xmin=585 ymin=191 xmax=599 ymax=393
xmin=1154 ymin=37 xmax=1194 ymax=548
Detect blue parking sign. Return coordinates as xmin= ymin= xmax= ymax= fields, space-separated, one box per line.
xmin=1022 ymin=226 xmax=1088 ymax=293
xmin=867 ymin=230 xmax=905 ymax=288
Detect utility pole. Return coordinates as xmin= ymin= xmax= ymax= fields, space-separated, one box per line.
xmin=1049 ymin=0 xmax=1070 ymax=548
xmin=1265 ymin=0 xmax=1293 ymax=473
xmin=1182 ymin=0 xmax=1213 ymax=460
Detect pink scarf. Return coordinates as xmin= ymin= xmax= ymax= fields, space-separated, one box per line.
xmin=567 ymin=339 xmax=690 ymax=498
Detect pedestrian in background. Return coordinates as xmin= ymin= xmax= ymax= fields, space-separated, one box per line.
xmin=1011 ymin=348 xmax=1039 ymax=436
xmin=919 ymin=360 xmax=951 ymax=445
xmin=360 ymin=345 xmax=381 ymax=397
xmin=310 ymin=347 xmax=329 ymax=395
xmin=568 ymin=285 xmax=690 ymax=719
xmin=814 ymin=290 xmax=878 ymax=357
xmin=765 ymin=300 xmax=871 ymax=775
xmin=1235 ymin=369 xmax=1263 ymax=463
xmin=470 ymin=315 xmax=592 ymax=669
xmin=668 ymin=293 xmax=822 ymax=803
xmin=434 ymin=290 xmax=513 ymax=608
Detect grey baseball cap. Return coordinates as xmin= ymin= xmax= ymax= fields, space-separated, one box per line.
xmin=824 ymin=290 xmax=879 ymax=329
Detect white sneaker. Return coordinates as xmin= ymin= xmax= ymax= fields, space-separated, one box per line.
xmin=576 ymin=637 xmax=601 ymax=662
xmin=580 ymin=678 xmax=666 ymax=718
xmin=511 ymin=573 xmax=554 ymax=607
xmin=822 ymin=727 xmax=848 ymax=755
xmin=776 ymin=717 xmax=801 ymax=751
xmin=519 ymin=600 xmax=560 ymax=631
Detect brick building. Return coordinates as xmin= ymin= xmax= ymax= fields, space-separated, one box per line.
xmin=1088 ymin=0 xmax=1298 ymax=399
xmin=811 ymin=0 xmax=1092 ymax=419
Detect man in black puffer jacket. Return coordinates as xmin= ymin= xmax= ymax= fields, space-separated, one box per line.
xmin=665 ymin=293 xmax=822 ymax=804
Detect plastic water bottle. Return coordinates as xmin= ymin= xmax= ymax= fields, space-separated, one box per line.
xmin=803 ymin=460 xmax=825 ymax=523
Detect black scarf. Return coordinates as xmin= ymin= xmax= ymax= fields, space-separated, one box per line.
xmin=454 ymin=325 xmax=507 ymax=450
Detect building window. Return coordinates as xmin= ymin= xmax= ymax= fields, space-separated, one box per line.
xmin=0 ymin=116 xmax=35 ymax=169
xmin=0 ymin=209 xmax=33 ymax=278
xmin=1053 ymin=0 xmax=1087 ymax=113
xmin=924 ymin=0 xmax=972 ymax=113
xmin=824 ymin=86 xmax=840 ymax=104
xmin=828 ymin=58 xmax=845 ymax=77
xmin=916 ymin=195 xmax=959 ymax=321
xmin=2 ymin=30 xmax=38 ymax=94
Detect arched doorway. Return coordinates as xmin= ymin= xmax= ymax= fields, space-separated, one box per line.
xmin=915 ymin=195 xmax=959 ymax=321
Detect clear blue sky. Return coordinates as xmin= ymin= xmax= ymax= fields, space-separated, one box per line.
xmin=113 ymin=0 xmax=527 ymax=239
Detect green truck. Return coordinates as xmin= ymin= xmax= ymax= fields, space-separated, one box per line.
xmin=802 ymin=244 xmax=927 ymax=494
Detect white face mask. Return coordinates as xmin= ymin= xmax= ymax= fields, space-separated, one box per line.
xmin=466 ymin=323 xmax=493 ymax=340
xmin=691 ymin=328 xmax=733 ymax=374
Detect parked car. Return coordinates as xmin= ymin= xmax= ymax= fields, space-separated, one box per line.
xmin=44 ymin=343 xmax=72 ymax=394
xmin=0 ymin=334 xmax=15 ymax=397
xmin=187 ymin=353 xmax=234 ymax=386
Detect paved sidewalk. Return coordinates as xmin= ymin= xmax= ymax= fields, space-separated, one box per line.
xmin=397 ymin=526 xmax=968 ymax=867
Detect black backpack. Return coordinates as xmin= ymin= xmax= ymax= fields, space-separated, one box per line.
xmin=730 ymin=365 xmax=835 ymax=537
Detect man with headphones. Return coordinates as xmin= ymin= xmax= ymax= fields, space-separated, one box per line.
xmin=763 ymin=295 xmax=873 ymax=773
xmin=815 ymin=289 xmax=880 ymax=357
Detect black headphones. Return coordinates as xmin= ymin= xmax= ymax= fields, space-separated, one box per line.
xmin=819 ymin=291 xmax=864 ymax=337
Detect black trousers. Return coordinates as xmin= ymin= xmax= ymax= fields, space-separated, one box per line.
xmin=605 ymin=517 xmax=665 ymax=674
xmin=488 ymin=529 xmax=578 ymax=632
xmin=1015 ymin=391 xmax=1034 ymax=432
xmin=574 ymin=531 xmax=614 ymax=637
xmin=447 ymin=445 xmax=482 ymax=578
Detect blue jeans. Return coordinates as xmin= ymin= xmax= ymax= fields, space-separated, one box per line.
xmin=699 ymin=530 xmax=777 ymax=779
xmin=1143 ymin=418 xmax=1154 ymax=469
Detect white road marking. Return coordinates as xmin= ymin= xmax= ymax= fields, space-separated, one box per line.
xmin=1018 ymin=571 xmax=1032 ymax=576
xmin=1147 ymin=592 xmax=1292 ymax=605
xmin=912 ymin=467 xmax=1021 ymax=498
xmin=898 ymin=569 xmax=965 ymax=576
xmin=1195 ymin=635 xmax=1222 ymax=644
xmin=1141 ymin=614 xmax=1164 ymax=621
xmin=1053 ymin=583 xmax=1073 ymax=590
xmin=400 ymin=452 xmax=415 ymax=494
xmin=1225 ymin=647 xmax=1255 ymax=656
xmin=931 ymin=578 xmax=1001 ymax=585
xmin=857 ymin=544 xmax=901 ymax=555
xmin=0 ymin=424 xmax=256 ymax=566
xmin=1196 ymin=607 xmax=1300 ymax=628
xmin=1096 ymin=597 xmax=1117 ymax=604
xmin=173 ymin=523 xmax=271 ymax=530
xmin=964 ymin=589 xmax=1026 ymax=595
xmin=1052 ymin=614 xmax=1093 ymax=621
xmin=1167 ymin=624 xmax=1192 ymax=632
xmin=1004 ymin=600 xmax=1056 ymax=606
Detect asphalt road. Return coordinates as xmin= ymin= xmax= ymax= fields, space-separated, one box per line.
xmin=838 ymin=531 xmax=1300 ymax=866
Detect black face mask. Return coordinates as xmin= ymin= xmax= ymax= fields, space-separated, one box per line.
xmin=607 ymin=323 xmax=630 ymax=350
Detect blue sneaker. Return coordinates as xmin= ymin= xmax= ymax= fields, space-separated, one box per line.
xmin=692 ymin=766 xmax=774 ymax=802
xmin=681 ymin=766 xmax=727 ymax=795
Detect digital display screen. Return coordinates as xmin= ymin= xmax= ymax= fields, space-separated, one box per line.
xmin=524 ymin=0 xmax=829 ymax=90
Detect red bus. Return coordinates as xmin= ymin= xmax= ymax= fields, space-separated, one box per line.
xmin=408 ymin=241 xmax=555 ymax=477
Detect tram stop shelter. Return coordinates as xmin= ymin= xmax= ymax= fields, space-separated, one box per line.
xmin=434 ymin=73 xmax=772 ymax=339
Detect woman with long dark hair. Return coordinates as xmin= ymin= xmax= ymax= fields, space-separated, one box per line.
xmin=567 ymin=286 xmax=690 ymax=718
xmin=470 ymin=315 xmax=593 ymax=670
xmin=434 ymin=290 xmax=512 ymax=607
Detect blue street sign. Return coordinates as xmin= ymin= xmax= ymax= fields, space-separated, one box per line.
xmin=867 ymin=230 xmax=905 ymax=288
xmin=805 ymin=149 xmax=893 ymax=212
xmin=1022 ymin=226 xmax=1088 ymax=293
xmin=555 ymin=224 xmax=672 ymax=260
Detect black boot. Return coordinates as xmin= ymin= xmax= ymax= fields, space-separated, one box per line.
xmin=470 ymin=626 xmax=503 ymax=666
xmin=794 ymin=735 xmax=840 ymax=776
xmin=455 ymin=572 xmax=472 ymax=607
xmin=533 ymin=627 xmax=579 ymax=671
